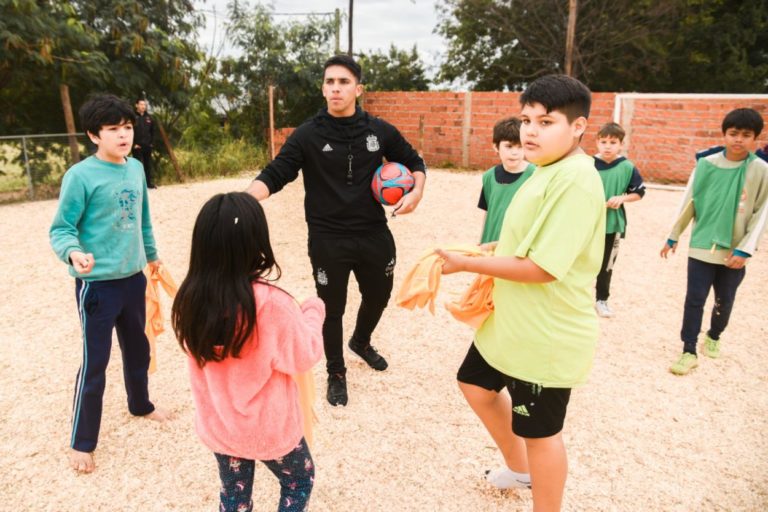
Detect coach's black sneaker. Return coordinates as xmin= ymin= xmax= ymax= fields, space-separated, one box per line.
xmin=327 ymin=373 xmax=348 ymax=406
xmin=348 ymin=340 xmax=388 ymax=371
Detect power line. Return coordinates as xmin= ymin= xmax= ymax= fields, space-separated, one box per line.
xmin=197 ymin=8 xmax=336 ymax=18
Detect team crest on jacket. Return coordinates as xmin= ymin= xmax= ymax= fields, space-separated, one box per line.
xmin=366 ymin=134 xmax=380 ymax=152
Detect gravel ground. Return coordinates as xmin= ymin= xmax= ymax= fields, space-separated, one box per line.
xmin=1 ymin=169 xmax=766 ymax=511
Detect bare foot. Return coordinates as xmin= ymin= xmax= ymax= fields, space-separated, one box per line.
xmin=144 ymin=406 xmax=173 ymax=424
xmin=69 ymin=449 xmax=95 ymax=473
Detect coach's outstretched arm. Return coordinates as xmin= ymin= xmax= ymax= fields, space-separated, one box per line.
xmin=246 ymin=179 xmax=271 ymax=201
xmin=246 ymin=129 xmax=305 ymax=201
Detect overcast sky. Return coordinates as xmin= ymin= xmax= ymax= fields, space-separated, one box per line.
xmin=195 ymin=0 xmax=446 ymax=74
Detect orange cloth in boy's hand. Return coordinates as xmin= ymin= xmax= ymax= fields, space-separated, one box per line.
xmin=396 ymin=245 xmax=488 ymax=315
xmin=444 ymin=273 xmax=495 ymax=329
xmin=144 ymin=264 xmax=178 ymax=374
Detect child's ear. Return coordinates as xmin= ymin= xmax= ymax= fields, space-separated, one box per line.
xmin=86 ymin=130 xmax=100 ymax=145
xmin=572 ymin=117 xmax=588 ymax=138
xmin=492 ymin=144 xmax=500 ymax=154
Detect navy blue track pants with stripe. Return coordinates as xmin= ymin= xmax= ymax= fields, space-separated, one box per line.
xmin=71 ymin=271 xmax=155 ymax=452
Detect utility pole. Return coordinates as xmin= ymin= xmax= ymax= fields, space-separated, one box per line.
xmin=348 ymin=0 xmax=353 ymax=55
xmin=564 ymin=0 xmax=578 ymax=76
xmin=268 ymin=85 xmax=276 ymax=159
xmin=334 ymin=8 xmax=341 ymax=54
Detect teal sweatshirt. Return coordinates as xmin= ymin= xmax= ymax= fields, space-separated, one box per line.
xmin=50 ymin=156 xmax=158 ymax=281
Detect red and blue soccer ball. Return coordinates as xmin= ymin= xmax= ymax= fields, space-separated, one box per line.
xmin=371 ymin=162 xmax=415 ymax=206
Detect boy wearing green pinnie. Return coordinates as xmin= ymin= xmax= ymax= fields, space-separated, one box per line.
xmin=661 ymin=108 xmax=768 ymax=375
xmin=593 ymin=122 xmax=646 ymax=318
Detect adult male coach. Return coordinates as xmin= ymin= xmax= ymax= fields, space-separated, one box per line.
xmin=246 ymin=55 xmax=426 ymax=406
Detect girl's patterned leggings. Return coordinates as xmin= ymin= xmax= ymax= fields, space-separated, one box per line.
xmin=214 ymin=438 xmax=314 ymax=512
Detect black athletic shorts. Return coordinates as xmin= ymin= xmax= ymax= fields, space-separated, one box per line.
xmin=505 ymin=377 xmax=571 ymax=438
xmin=456 ymin=342 xmax=507 ymax=392
xmin=457 ymin=341 xmax=571 ymax=438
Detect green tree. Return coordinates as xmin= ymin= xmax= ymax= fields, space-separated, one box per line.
xmin=0 ymin=0 xmax=107 ymax=133
xmin=218 ymin=2 xmax=336 ymax=140
xmin=358 ymin=44 xmax=430 ymax=91
xmin=435 ymin=0 xmax=768 ymax=92
xmin=0 ymin=0 xmax=202 ymax=134
xmin=658 ymin=0 xmax=768 ymax=93
xmin=73 ymin=0 xmax=202 ymax=122
xmin=437 ymin=0 xmax=679 ymax=91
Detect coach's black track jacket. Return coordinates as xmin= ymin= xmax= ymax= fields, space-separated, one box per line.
xmin=255 ymin=107 xmax=426 ymax=239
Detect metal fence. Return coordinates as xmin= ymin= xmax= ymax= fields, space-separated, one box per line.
xmin=0 ymin=132 xmax=89 ymax=202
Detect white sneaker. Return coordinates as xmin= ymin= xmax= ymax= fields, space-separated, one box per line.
xmin=484 ymin=468 xmax=531 ymax=490
xmin=595 ymin=300 xmax=614 ymax=318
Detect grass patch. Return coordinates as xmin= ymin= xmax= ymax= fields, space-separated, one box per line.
xmin=0 ymin=143 xmax=26 ymax=193
xmin=157 ymin=139 xmax=269 ymax=183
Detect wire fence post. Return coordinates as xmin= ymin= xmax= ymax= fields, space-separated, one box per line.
xmin=21 ymin=136 xmax=34 ymax=200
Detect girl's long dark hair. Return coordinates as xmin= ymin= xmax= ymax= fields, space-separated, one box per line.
xmin=172 ymin=192 xmax=281 ymax=367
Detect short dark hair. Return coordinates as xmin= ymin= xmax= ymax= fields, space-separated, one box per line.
xmin=79 ymin=94 xmax=136 ymax=136
xmin=172 ymin=192 xmax=281 ymax=368
xmin=323 ymin=54 xmax=363 ymax=83
xmin=721 ymin=108 xmax=764 ymax=137
xmin=597 ymin=122 xmax=626 ymax=142
xmin=519 ymin=74 xmax=591 ymax=122
xmin=135 ymin=98 xmax=147 ymax=104
xmin=493 ymin=117 xmax=523 ymax=146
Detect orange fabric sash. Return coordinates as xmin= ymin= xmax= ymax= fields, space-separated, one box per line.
xmin=396 ymin=245 xmax=494 ymax=328
xmin=144 ymin=265 xmax=178 ymax=374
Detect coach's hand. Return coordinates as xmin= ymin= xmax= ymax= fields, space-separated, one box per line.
xmin=70 ymin=251 xmax=95 ymax=274
xmin=391 ymin=187 xmax=423 ymax=216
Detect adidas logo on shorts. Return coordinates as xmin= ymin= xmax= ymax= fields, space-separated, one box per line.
xmin=512 ymin=405 xmax=530 ymax=417
xmin=322 ymin=143 xmax=333 ymax=152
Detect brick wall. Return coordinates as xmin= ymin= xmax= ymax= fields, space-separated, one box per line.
xmin=617 ymin=95 xmax=768 ymax=183
xmin=273 ymin=92 xmax=768 ymax=184
xmin=362 ymin=91 xmax=467 ymax=167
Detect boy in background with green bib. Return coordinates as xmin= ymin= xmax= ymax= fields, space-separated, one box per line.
xmin=661 ymin=108 xmax=768 ymax=375
xmin=478 ymin=117 xmax=536 ymax=244
xmin=593 ymin=122 xmax=646 ymax=317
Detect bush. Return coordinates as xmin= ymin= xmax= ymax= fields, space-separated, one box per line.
xmin=156 ymin=138 xmax=270 ymax=183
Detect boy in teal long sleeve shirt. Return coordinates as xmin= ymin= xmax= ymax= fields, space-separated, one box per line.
xmin=49 ymin=94 xmax=170 ymax=473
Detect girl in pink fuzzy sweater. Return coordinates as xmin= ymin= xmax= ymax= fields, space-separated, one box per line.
xmin=172 ymin=192 xmax=325 ymax=512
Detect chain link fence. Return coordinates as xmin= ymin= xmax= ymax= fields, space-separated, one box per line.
xmin=0 ymin=133 xmax=90 ymax=203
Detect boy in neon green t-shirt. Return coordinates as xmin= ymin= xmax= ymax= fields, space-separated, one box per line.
xmin=593 ymin=122 xmax=646 ymax=318
xmin=454 ymin=116 xmax=536 ymax=492
xmin=437 ymin=75 xmax=605 ymax=511
xmin=661 ymin=108 xmax=768 ymax=376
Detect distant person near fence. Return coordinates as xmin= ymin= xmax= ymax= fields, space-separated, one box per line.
xmin=133 ymin=98 xmax=156 ymax=188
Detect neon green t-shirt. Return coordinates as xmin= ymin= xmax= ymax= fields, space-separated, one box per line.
xmin=474 ymin=153 xmax=606 ymax=388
